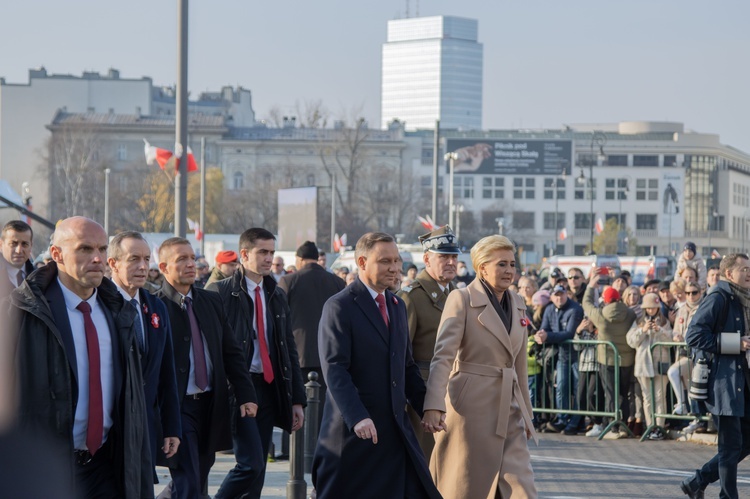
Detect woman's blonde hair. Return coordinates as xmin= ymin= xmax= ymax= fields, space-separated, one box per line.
xmin=470 ymin=235 xmax=516 ymax=274
xmin=622 ymin=285 xmax=641 ymax=304
xmin=670 ymin=278 xmax=686 ymax=294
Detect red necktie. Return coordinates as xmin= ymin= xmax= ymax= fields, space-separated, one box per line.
xmin=375 ymin=294 xmax=389 ymax=328
xmin=184 ymin=297 xmax=209 ymax=391
xmin=254 ymin=286 xmax=274 ymax=383
xmin=76 ymin=301 xmax=103 ymax=455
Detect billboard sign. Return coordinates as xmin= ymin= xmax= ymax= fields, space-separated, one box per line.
xmin=445 ymin=139 xmax=572 ymax=175
xmin=277 ymin=187 xmax=318 ymax=251
xmin=658 ymin=170 xmax=685 ymax=239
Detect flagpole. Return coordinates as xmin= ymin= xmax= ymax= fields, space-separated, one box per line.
xmin=330 ymin=172 xmax=336 ymax=253
xmin=200 ymin=136 xmax=206 ymax=256
xmin=174 ymin=0 xmax=189 ymax=238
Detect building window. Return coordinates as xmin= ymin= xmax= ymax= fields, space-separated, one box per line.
xmin=633 ymin=155 xmax=658 ymax=167
xmin=636 ymin=214 xmax=657 ymax=230
xmin=117 ymin=144 xmax=128 ymax=161
xmin=513 ymin=211 xmax=535 ymax=230
xmin=454 ymin=175 xmax=474 ymax=199
xmin=233 ymin=172 xmax=244 ymax=190
xmin=543 ymin=177 xmax=565 ymax=200
xmin=608 ymin=155 xmax=628 ymax=166
xmin=574 ymin=178 xmax=596 ymax=200
xmin=543 ymin=212 xmax=566 ymax=230
xmin=525 ymin=178 xmax=535 ymax=199
xmin=574 ymin=213 xmax=593 ymax=230
xmin=664 ymin=155 xmax=677 ymax=167
xmin=605 ymin=178 xmax=629 ymax=200
xmin=482 ymin=177 xmax=504 ymax=199
xmin=605 ymin=213 xmax=626 ymax=226
xmin=482 ymin=210 xmax=504 ymax=231
xmin=635 ymin=178 xmax=659 ymax=201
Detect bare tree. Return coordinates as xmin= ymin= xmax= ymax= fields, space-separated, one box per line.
xmin=46 ymin=123 xmax=109 ymax=219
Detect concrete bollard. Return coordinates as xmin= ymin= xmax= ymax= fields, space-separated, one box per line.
xmin=304 ymin=371 xmax=321 ymax=474
xmin=287 ymin=418 xmax=306 ymax=499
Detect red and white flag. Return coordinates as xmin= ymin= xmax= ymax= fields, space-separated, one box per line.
xmin=187 ymin=218 xmax=203 ymax=241
xmin=711 ymin=249 xmax=721 ymax=259
xmin=144 ymin=139 xmax=199 ymax=172
xmin=333 ymin=233 xmax=348 ymax=252
xmin=595 ymin=218 xmax=604 ymax=234
xmin=559 ymin=228 xmax=568 ymax=241
xmin=417 ymin=215 xmax=438 ymax=231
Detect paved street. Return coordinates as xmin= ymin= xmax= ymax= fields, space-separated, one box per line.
xmin=154 ymin=431 xmax=750 ymax=498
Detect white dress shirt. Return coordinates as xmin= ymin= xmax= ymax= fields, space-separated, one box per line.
xmin=182 ymin=290 xmax=214 ymax=395
xmin=362 ymin=282 xmax=390 ymax=322
xmin=58 ymin=278 xmax=114 ymax=451
xmin=245 ymin=276 xmax=270 ymax=375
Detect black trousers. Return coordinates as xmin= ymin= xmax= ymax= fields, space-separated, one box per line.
xmin=216 ymin=375 xmax=278 ymax=499
xmin=170 ymin=393 xmax=215 ymax=499
xmin=75 ymin=438 xmax=120 ymax=499
xmin=600 ymin=364 xmax=634 ymax=424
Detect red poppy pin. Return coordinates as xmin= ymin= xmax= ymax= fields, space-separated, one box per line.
xmin=520 ymin=317 xmax=530 ymax=328
xmin=151 ymin=313 xmax=160 ymax=329
xmin=392 ymin=296 xmax=398 ymax=305
xmin=679 ymin=317 xmax=684 ymax=324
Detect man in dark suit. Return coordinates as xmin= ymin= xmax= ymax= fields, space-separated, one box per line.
xmin=208 ymin=227 xmax=306 ymax=499
xmin=0 ymin=220 xmax=35 ymax=296
xmin=278 ymin=240 xmax=345 ymax=422
xmin=11 ymin=216 xmax=151 ymax=498
xmin=107 ymin=231 xmax=182 ymax=476
xmin=312 ymin=232 xmax=440 ymax=499
xmin=156 ymin=237 xmax=257 ymax=499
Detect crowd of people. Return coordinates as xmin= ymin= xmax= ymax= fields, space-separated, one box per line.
xmin=1 ymin=216 xmax=748 ymax=498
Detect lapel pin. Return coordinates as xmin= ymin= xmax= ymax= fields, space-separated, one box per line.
xmin=431 ymin=292 xmax=438 ymax=299
xmin=151 ymin=313 xmax=160 ymax=329
xmin=520 ymin=317 xmax=530 ymax=328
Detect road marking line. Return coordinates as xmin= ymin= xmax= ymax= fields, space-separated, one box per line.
xmin=531 ymin=455 xmax=750 ymax=484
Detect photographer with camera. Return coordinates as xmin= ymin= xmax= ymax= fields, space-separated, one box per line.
xmin=681 ymin=253 xmax=750 ymax=499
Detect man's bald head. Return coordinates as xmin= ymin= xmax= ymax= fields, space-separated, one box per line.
xmin=50 ymin=217 xmax=109 ymax=299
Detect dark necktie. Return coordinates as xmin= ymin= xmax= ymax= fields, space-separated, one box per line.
xmin=254 ymin=286 xmax=274 ymax=383
xmin=76 ymin=301 xmax=103 ymax=455
xmin=130 ymin=298 xmax=146 ymax=354
xmin=184 ymin=297 xmax=209 ymax=391
xmin=16 ymin=270 xmax=23 ymax=287
xmin=375 ymin=294 xmax=389 ymax=328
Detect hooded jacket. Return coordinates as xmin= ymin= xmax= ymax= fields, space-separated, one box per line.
xmin=583 ymin=285 xmax=637 ymax=366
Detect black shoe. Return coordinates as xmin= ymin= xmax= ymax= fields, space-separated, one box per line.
xmin=680 ymin=476 xmax=704 ymax=499
xmin=544 ymin=421 xmax=564 ymax=433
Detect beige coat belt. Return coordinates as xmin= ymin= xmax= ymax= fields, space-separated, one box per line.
xmin=453 ymin=360 xmax=534 ymax=439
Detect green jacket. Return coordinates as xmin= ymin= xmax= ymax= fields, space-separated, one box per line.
xmin=582 ymin=285 xmax=637 ymax=367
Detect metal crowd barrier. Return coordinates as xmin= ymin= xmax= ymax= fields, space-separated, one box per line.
xmin=531 ymin=339 xmax=631 ymax=440
xmin=642 ymin=340 xmax=712 ymax=442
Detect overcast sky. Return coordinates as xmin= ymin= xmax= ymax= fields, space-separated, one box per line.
xmin=2 ymin=0 xmax=748 ymax=152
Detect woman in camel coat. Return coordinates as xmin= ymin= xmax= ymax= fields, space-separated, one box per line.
xmin=423 ymin=235 xmax=538 ymax=499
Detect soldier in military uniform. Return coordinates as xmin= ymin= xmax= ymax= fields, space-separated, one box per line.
xmin=398 ymin=226 xmax=460 ymax=460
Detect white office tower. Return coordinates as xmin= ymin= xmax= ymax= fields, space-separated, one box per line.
xmin=381 ymin=16 xmax=483 ymax=131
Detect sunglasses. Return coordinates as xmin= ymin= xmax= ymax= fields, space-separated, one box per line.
xmin=685 ymin=291 xmax=700 ymax=296
xmin=567 ymin=275 xmax=582 ymax=280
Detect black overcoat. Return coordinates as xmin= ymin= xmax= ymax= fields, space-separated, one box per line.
xmin=312 ymin=278 xmax=441 ymax=499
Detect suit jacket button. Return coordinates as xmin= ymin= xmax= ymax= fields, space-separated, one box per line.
xmin=392 ymin=381 xmax=397 ymax=387
xmin=184 ymin=336 xmax=190 ymax=342
xmin=506 ymin=362 xmax=512 ymax=368
xmin=180 ymin=367 xmax=187 ymax=373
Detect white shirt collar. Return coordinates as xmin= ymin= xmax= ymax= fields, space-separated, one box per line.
xmin=362 ymin=281 xmax=384 ymax=301
xmin=57 ymin=277 xmax=98 ymax=311
xmin=115 ymin=283 xmax=139 ymax=303
xmin=245 ymin=276 xmax=262 ymax=294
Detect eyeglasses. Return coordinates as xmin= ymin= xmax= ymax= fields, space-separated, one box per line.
xmin=567 ymin=275 xmax=582 ymax=280
xmin=685 ymin=291 xmax=700 ymax=296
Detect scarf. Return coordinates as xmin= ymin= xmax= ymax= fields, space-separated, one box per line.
xmin=480 ymin=278 xmax=513 ymax=332
xmin=727 ymin=281 xmax=750 ymax=367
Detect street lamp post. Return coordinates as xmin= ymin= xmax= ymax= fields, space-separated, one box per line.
xmin=444 ymin=152 xmax=458 ymax=227
xmin=707 ymin=207 xmax=718 ymax=255
xmin=104 ymin=168 xmax=111 ymax=235
xmin=577 ymin=132 xmax=607 ymax=254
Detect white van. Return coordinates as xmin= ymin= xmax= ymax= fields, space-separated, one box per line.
xmin=330 ymin=250 xmax=414 ymax=274
xmin=618 ymin=256 xmax=673 ymax=286
xmin=539 ymin=255 xmax=621 ymax=282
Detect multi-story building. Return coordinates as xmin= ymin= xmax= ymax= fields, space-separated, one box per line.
xmin=410 ymin=121 xmax=750 ymax=262
xmin=381 ymin=15 xmax=483 ymax=131
xmin=0 ymin=67 xmax=257 ymax=237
